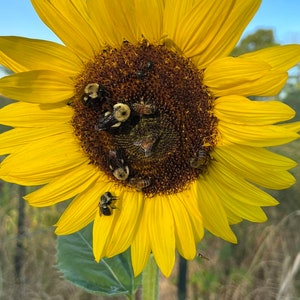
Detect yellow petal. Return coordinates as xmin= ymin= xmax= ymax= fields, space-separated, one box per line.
xmin=0 ymin=131 xmax=87 ymax=185
xmin=218 ymin=121 xmax=299 ymax=147
xmin=0 ymin=70 xmax=74 ymax=103
xmin=24 ymin=164 xmax=102 ymax=207
xmin=31 ymin=0 xmax=101 ymax=60
xmin=93 ymin=211 xmax=118 ymax=262
xmin=103 ymin=0 xmax=141 ymax=44
xmin=92 ymin=187 xmax=122 ymax=262
xmin=0 ymin=102 xmax=73 ymax=127
xmin=0 ymin=52 xmax=26 ymax=74
xmin=194 ymin=178 xmax=237 ymax=243
xmin=193 ymin=0 xmax=261 ymax=67
xmin=223 ymin=208 xmax=243 ymax=225
xmin=147 ymin=195 xmax=175 ymax=277
xmin=218 ymin=194 xmax=268 ymax=223
xmin=214 ymin=96 xmax=295 ymax=125
xmin=172 ymin=0 xmax=235 ymax=59
xmin=208 ymin=163 xmax=271 ymax=222
xmin=175 ymin=185 xmax=204 ymax=242
xmin=55 ymin=180 xmax=115 ymax=235
xmin=131 ymin=207 xmax=151 ymax=276
xmin=105 ymin=191 xmax=144 ymax=257
xmin=168 ymin=194 xmax=196 ymax=259
xmin=163 ymin=0 xmax=194 ymax=43
xmin=240 ymin=44 xmax=300 ymax=71
xmin=0 ymin=36 xmax=82 ymax=74
xmin=87 ymin=0 xmax=123 ymax=47
xmin=214 ymin=145 xmax=296 ymax=189
xmin=210 ymin=161 xmax=279 ymax=207
xmin=280 ymin=121 xmax=300 ymax=133
xmin=216 ymin=143 xmax=297 ymax=170
xmin=204 ymin=56 xmax=288 ymax=97
xmin=135 ymin=0 xmax=164 ymax=43
xmin=0 ymin=126 xmax=68 ymax=155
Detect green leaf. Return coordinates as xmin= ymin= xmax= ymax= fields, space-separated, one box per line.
xmin=56 ymin=223 xmax=141 ymax=296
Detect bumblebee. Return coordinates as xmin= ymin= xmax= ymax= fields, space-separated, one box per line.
xmin=113 ymin=166 xmax=130 ymax=181
xmin=96 ymin=103 xmax=131 ymax=131
xmin=108 ymin=150 xmax=130 ymax=181
xmin=99 ymin=192 xmax=117 ymax=216
xmin=82 ymin=83 xmax=110 ymax=108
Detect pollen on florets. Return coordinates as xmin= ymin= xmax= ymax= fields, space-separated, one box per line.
xmin=71 ymin=41 xmax=217 ymax=195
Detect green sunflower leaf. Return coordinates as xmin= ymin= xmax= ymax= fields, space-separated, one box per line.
xmin=56 ymin=223 xmax=141 ymax=296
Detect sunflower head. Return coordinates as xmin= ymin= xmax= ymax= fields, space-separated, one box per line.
xmin=72 ymin=41 xmax=217 ymax=196
xmin=0 ymin=0 xmax=300 ymax=278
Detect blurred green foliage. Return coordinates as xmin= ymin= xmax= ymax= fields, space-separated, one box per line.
xmin=231 ymin=29 xmax=278 ymax=56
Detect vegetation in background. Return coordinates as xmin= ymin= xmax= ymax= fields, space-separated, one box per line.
xmin=231 ymin=29 xmax=278 ymax=56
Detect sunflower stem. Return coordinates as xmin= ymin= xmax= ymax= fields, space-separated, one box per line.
xmin=142 ymin=254 xmax=159 ymax=300
xmin=126 ymin=294 xmax=135 ymax=300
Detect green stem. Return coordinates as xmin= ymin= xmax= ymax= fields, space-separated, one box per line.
xmin=142 ymin=254 xmax=159 ymax=300
xmin=126 ymin=294 xmax=135 ymax=300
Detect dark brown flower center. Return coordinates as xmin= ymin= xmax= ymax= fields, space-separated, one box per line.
xmin=72 ymin=41 xmax=217 ymax=196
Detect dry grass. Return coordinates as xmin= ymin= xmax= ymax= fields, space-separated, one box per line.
xmin=220 ymin=212 xmax=300 ymax=300
xmin=176 ymin=210 xmax=298 ymax=300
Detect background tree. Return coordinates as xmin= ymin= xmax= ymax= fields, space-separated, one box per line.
xmin=231 ymin=29 xmax=279 ymax=56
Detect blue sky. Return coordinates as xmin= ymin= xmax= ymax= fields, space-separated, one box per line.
xmin=0 ymin=0 xmax=299 ymax=44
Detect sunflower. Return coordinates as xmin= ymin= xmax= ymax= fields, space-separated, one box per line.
xmin=0 ymin=0 xmax=300 ymax=278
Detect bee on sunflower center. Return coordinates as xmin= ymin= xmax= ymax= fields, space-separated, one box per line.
xmin=99 ymin=192 xmax=118 ymax=216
